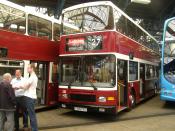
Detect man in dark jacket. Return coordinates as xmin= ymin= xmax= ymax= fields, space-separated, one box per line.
xmin=0 ymin=73 xmax=16 ymax=131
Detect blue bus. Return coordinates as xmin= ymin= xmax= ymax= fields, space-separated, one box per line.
xmin=160 ymin=17 xmax=175 ymax=102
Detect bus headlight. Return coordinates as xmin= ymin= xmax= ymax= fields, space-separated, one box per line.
xmin=98 ymin=96 xmax=106 ymax=102
xmin=62 ymin=94 xmax=68 ymax=99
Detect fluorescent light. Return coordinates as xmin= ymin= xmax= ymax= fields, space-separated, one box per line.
xmin=0 ymin=23 xmax=4 ymax=27
xmin=10 ymin=24 xmax=17 ymax=29
xmin=131 ymin=0 xmax=151 ymax=4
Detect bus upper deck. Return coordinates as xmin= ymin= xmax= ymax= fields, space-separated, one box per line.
xmin=61 ymin=1 xmax=159 ymax=54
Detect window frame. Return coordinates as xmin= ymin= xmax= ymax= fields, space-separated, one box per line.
xmin=0 ymin=3 xmax=26 ymax=34
xmin=28 ymin=14 xmax=52 ymax=40
xmin=129 ymin=61 xmax=139 ymax=82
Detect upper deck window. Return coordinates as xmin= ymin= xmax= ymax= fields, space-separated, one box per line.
xmin=62 ymin=5 xmax=114 ymax=35
xmin=28 ymin=15 xmax=52 ymax=40
xmin=114 ymin=9 xmax=159 ymax=53
xmin=53 ymin=23 xmax=60 ymax=41
xmin=0 ymin=3 xmax=26 ymax=34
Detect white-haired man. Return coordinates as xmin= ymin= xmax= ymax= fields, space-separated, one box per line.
xmin=0 ymin=73 xmax=16 ymax=131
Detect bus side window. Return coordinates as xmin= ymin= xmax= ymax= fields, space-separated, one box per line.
xmin=52 ymin=63 xmax=59 ymax=83
xmin=114 ymin=9 xmax=127 ymax=35
xmin=28 ymin=15 xmax=52 ymax=40
xmin=0 ymin=3 xmax=26 ymax=34
xmin=126 ymin=20 xmax=137 ymax=40
xmin=146 ymin=65 xmax=155 ymax=79
xmin=53 ymin=23 xmax=60 ymax=41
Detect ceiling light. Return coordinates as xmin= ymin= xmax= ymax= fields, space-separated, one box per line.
xmin=131 ymin=0 xmax=151 ymax=4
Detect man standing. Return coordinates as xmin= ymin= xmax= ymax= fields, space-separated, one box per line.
xmin=21 ymin=64 xmax=38 ymax=131
xmin=0 ymin=73 xmax=16 ymax=131
xmin=11 ymin=70 xmax=28 ymax=131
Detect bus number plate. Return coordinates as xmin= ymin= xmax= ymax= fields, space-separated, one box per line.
xmin=74 ymin=107 xmax=87 ymax=112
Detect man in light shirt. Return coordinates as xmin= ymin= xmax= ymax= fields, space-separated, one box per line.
xmin=11 ymin=70 xmax=28 ymax=131
xmin=20 ymin=64 xmax=38 ymax=131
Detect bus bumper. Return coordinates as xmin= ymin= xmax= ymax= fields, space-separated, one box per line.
xmin=160 ymin=91 xmax=175 ymax=102
xmin=59 ymin=103 xmax=116 ymax=114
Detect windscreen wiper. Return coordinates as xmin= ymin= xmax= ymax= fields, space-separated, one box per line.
xmin=68 ymin=80 xmax=74 ymax=89
xmin=86 ymin=80 xmax=97 ymax=91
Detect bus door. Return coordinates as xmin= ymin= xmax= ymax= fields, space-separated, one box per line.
xmin=117 ymin=59 xmax=128 ymax=110
xmin=31 ymin=61 xmax=48 ymax=106
xmin=139 ymin=63 xmax=145 ymax=98
xmin=47 ymin=62 xmax=58 ymax=105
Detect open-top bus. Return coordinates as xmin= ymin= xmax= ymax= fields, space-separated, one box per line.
xmin=160 ymin=17 xmax=175 ymax=102
xmin=58 ymin=1 xmax=160 ymax=114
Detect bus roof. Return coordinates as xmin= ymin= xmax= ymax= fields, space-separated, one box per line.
xmin=0 ymin=0 xmax=60 ymax=24
xmin=62 ymin=1 xmax=158 ymax=43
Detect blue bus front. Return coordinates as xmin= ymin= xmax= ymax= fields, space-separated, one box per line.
xmin=160 ymin=17 xmax=175 ymax=102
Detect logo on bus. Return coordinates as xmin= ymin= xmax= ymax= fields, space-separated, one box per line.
xmin=66 ymin=35 xmax=103 ymax=51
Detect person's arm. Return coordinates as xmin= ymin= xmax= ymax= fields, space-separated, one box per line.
xmin=11 ymin=79 xmax=20 ymax=90
xmin=20 ymin=77 xmax=32 ymax=89
xmin=7 ymin=84 xmax=16 ymax=106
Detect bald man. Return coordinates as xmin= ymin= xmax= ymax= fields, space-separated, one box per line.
xmin=0 ymin=73 xmax=16 ymax=131
xmin=11 ymin=70 xmax=28 ymax=131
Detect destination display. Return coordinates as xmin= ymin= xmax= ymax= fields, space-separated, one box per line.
xmin=66 ymin=35 xmax=103 ymax=51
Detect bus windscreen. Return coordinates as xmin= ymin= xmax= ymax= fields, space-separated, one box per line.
xmin=60 ymin=55 xmax=116 ymax=88
xmin=164 ymin=19 xmax=175 ymax=84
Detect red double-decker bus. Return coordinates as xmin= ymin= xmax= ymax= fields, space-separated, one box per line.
xmin=59 ymin=1 xmax=160 ymax=114
xmin=0 ymin=0 xmax=63 ymax=107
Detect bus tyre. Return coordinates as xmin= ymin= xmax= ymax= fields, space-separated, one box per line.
xmin=130 ymin=90 xmax=136 ymax=109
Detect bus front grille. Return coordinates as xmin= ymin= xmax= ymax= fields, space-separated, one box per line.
xmin=70 ymin=94 xmax=96 ymax=102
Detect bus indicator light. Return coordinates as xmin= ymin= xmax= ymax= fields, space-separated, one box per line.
xmin=107 ymin=97 xmax=115 ymax=101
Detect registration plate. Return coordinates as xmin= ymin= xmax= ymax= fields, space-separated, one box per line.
xmin=74 ymin=107 xmax=87 ymax=112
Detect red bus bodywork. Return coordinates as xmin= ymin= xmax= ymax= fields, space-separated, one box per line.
xmin=0 ymin=29 xmax=59 ymax=106
xmin=59 ymin=31 xmax=160 ymax=114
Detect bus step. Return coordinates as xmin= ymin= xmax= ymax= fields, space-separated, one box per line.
xmin=117 ymin=106 xmax=127 ymax=112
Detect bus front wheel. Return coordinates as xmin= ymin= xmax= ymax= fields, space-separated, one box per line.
xmin=129 ymin=90 xmax=136 ymax=109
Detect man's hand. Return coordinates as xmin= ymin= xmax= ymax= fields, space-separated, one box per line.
xmin=14 ymin=87 xmax=20 ymax=90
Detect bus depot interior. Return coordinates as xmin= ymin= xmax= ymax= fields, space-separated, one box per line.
xmin=1 ymin=0 xmax=175 ymax=130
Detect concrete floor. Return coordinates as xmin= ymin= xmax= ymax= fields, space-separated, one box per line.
xmin=33 ymin=96 xmax=175 ymax=131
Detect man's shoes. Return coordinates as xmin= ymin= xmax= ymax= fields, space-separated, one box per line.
xmin=14 ymin=128 xmax=19 ymax=131
xmin=23 ymin=127 xmax=31 ymax=131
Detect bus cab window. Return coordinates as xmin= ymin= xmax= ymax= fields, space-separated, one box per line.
xmin=117 ymin=60 xmax=125 ymax=80
xmin=129 ymin=61 xmax=138 ymax=81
